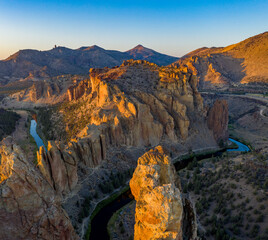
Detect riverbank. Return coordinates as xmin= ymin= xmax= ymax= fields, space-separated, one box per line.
xmin=107 ymin=200 xmax=135 ymax=240
xmin=84 ymin=185 xmax=132 ymax=240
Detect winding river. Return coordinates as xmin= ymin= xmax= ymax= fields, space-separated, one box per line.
xmin=227 ymin=138 xmax=250 ymax=152
xmin=88 ymin=138 xmax=250 ymax=240
xmin=30 ymin=119 xmax=46 ymax=151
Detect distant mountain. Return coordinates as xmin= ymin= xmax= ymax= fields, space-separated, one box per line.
xmin=0 ymin=45 xmax=178 ymax=85
xmin=172 ymin=32 xmax=268 ymax=90
xmin=127 ymin=45 xmax=178 ymax=66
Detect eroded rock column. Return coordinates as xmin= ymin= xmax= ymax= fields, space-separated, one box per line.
xmin=130 ymin=146 xmax=183 ymax=240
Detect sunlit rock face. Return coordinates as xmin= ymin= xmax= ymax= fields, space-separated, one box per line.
xmin=171 ymin=32 xmax=268 ymax=89
xmin=130 ymin=146 xmax=184 ymax=240
xmin=0 ymin=139 xmax=78 ymax=240
xmin=36 ymin=136 xmax=106 ymax=195
xmin=62 ymin=60 xmax=212 ymax=150
xmin=130 ymin=146 xmax=199 ymax=240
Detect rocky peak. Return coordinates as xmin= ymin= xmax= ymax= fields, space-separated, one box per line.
xmin=130 ymin=146 xmax=197 ymax=240
xmin=207 ymin=99 xmax=229 ymax=143
xmin=63 ymin=61 xmax=208 ymax=147
xmin=129 ymin=44 xmax=146 ymax=52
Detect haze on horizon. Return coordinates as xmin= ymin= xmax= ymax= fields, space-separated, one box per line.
xmin=0 ymin=0 xmax=267 ymax=60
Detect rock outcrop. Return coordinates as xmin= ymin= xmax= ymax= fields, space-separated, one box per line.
xmin=207 ymin=99 xmax=229 ymax=143
xmin=67 ymin=79 xmax=91 ymax=101
xmin=37 ymin=134 xmax=107 ymax=195
xmin=61 ymin=60 xmax=214 ymax=152
xmin=130 ymin=146 xmax=197 ymax=240
xmin=12 ymin=75 xmax=86 ymax=104
xmin=0 ymin=138 xmax=78 ymax=240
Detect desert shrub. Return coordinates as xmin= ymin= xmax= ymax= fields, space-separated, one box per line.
xmin=250 ymin=224 xmax=260 ymax=238
xmin=99 ymin=182 xmax=114 ymax=194
xmin=257 ymin=214 xmax=264 ymax=222
xmin=0 ymin=108 xmax=20 ymax=141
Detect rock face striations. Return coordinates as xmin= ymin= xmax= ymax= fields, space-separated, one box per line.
xmin=11 ymin=75 xmax=87 ymax=104
xmin=172 ymin=31 xmax=268 ymax=89
xmin=36 ymin=135 xmax=106 ymax=195
xmin=0 ymin=138 xmax=78 ymax=240
xmin=207 ymin=99 xmax=229 ymax=143
xmin=61 ymin=60 xmax=217 ymax=152
xmin=130 ymin=146 xmax=197 ymax=240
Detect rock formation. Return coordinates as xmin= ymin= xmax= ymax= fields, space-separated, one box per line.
xmin=172 ymin=31 xmax=268 ymax=89
xmin=130 ymin=146 xmax=197 ymax=240
xmin=11 ymin=75 xmax=86 ymax=104
xmin=37 ymin=134 xmax=106 ymax=195
xmin=61 ymin=60 xmax=214 ymax=151
xmin=0 ymin=60 xmax=226 ymax=239
xmin=67 ymin=79 xmax=91 ymax=101
xmin=207 ymin=99 xmax=229 ymax=143
xmin=0 ymin=138 xmax=78 ymax=240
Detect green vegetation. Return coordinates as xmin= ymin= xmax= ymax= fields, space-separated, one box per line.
xmin=99 ymin=169 xmax=134 ymax=194
xmin=36 ymin=107 xmax=56 ymax=140
xmin=107 ymin=201 xmax=134 ymax=239
xmin=174 ymin=148 xmax=224 ymax=165
xmin=78 ymin=196 xmax=92 ymax=224
xmin=60 ymin=100 xmax=91 ymax=141
xmin=35 ymin=106 xmax=66 ymax=141
xmin=83 ymin=168 xmax=134 ymax=239
xmin=0 ymin=108 xmax=20 ymax=141
xmin=179 ymin=151 xmax=268 ymax=239
xmin=84 ymin=185 xmax=130 ymax=240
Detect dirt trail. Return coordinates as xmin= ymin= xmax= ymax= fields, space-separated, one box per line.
xmin=11 ymin=110 xmax=28 ymax=142
xmin=11 ymin=110 xmax=35 ymax=162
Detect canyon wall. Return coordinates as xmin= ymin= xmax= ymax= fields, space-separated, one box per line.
xmin=61 ymin=60 xmax=213 ymax=148
xmin=0 ymin=138 xmax=78 ymax=240
xmin=207 ymin=99 xmax=229 ymax=143
xmin=37 ymin=134 xmax=106 ymax=195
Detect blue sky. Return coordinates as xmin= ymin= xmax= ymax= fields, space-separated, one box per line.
xmin=0 ymin=0 xmax=267 ymax=59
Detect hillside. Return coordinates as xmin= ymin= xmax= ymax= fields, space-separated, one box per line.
xmin=0 ymin=45 xmax=178 ymax=85
xmin=172 ymin=32 xmax=268 ymax=90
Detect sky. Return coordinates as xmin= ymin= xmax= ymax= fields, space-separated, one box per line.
xmin=0 ymin=0 xmax=267 ymax=60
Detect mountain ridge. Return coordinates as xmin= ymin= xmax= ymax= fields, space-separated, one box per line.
xmin=0 ymin=45 xmax=179 ymax=85
xmin=173 ymin=31 xmax=268 ymax=88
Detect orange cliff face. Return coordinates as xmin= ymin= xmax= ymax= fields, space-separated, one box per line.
xmin=61 ymin=60 xmax=208 ymax=147
xmin=130 ymin=146 xmax=197 ymax=240
xmin=0 ymin=139 xmax=78 ymax=240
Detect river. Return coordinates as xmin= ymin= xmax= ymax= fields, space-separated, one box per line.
xmin=227 ymin=138 xmax=250 ymax=152
xmin=30 ymin=119 xmax=46 ymax=151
